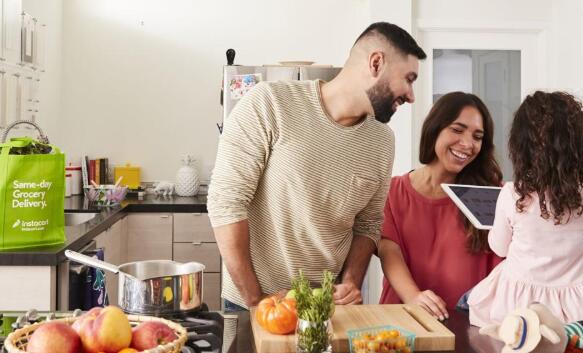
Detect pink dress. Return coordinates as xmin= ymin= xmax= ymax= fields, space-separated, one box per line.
xmin=379 ymin=173 xmax=502 ymax=309
xmin=468 ymin=182 xmax=583 ymax=327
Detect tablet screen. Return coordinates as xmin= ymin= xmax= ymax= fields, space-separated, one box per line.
xmin=441 ymin=184 xmax=502 ymax=229
xmin=442 ymin=184 xmax=502 ymax=228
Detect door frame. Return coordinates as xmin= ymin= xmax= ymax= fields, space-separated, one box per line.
xmin=411 ymin=19 xmax=549 ymax=168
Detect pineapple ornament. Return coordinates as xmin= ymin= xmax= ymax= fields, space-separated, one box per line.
xmin=175 ymin=155 xmax=200 ymax=196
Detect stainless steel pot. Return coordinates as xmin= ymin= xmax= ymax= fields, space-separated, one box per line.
xmin=65 ymin=250 xmax=205 ymax=315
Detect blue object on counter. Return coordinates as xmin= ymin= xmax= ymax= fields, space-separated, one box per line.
xmin=456 ymin=289 xmax=472 ymax=311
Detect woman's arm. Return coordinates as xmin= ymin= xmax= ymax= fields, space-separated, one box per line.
xmin=379 ymin=239 xmax=449 ymax=320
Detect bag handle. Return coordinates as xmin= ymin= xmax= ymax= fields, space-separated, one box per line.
xmin=1 ymin=120 xmax=49 ymax=144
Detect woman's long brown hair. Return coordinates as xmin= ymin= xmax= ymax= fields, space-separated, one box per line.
xmin=509 ymin=91 xmax=583 ymax=223
xmin=419 ymin=92 xmax=503 ymax=253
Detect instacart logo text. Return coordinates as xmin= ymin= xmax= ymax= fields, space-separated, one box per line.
xmin=11 ymin=179 xmax=52 ymax=209
xmin=11 ymin=219 xmax=49 ymax=231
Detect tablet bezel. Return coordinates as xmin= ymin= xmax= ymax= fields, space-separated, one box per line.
xmin=440 ymin=183 xmax=502 ymax=230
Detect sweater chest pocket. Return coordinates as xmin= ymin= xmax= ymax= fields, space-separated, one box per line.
xmin=340 ymin=174 xmax=379 ymax=224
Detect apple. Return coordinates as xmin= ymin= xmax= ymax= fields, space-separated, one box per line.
xmin=27 ymin=321 xmax=82 ymax=353
xmin=131 ymin=321 xmax=177 ymax=351
xmin=75 ymin=306 xmax=132 ymax=353
xmin=285 ymin=289 xmax=297 ymax=299
xmin=72 ymin=307 xmax=102 ymax=334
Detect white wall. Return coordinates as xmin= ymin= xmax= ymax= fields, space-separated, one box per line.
xmin=20 ymin=0 xmax=62 ymax=144
xmin=550 ymin=0 xmax=583 ymax=94
xmin=414 ymin=0 xmax=550 ymax=23
xmin=58 ymin=0 xmax=370 ymax=182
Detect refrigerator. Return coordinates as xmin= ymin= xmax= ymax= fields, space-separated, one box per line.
xmin=220 ymin=65 xmax=341 ymax=131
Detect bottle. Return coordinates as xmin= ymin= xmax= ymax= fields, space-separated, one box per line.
xmin=66 ymin=164 xmax=82 ymax=195
xmin=175 ymin=155 xmax=200 ymax=197
xmin=65 ymin=173 xmax=72 ymax=197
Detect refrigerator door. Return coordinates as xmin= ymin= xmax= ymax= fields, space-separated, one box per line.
xmin=299 ymin=66 xmax=341 ymax=81
xmin=222 ymin=65 xmax=299 ymax=126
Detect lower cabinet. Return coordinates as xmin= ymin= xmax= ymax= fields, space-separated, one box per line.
xmin=94 ymin=218 xmax=126 ymax=306
xmin=173 ymin=243 xmax=221 ymax=272
xmin=66 ymin=212 xmax=221 ymax=310
xmin=126 ymin=213 xmax=173 ymax=261
xmin=203 ymin=273 xmax=221 ymax=311
xmin=173 ymin=213 xmax=221 ymax=310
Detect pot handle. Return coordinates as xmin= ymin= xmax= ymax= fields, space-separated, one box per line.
xmin=65 ymin=249 xmax=120 ymax=274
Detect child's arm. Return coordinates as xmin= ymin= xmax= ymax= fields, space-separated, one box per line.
xmin=488 ymin=184 xmax=513 ymax=257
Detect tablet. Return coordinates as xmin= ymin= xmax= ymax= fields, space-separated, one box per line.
xmin=441 ymin=184 xmax=502 ymax=230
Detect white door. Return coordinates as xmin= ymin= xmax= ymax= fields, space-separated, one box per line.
xmin=472 ymin=50 xmax=520 ymax=178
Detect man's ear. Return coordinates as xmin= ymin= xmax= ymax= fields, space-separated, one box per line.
xmin=368 ymin=51 xmax=384 ymax=77
xmin=479 ymin=324 xmax=501 ymax=340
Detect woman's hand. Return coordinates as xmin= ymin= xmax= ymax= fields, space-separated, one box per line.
xmin=407 ymin=290 xmax=449 ymax=321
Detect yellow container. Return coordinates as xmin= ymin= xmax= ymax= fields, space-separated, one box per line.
xmin=114 ymin=164 xmax=141 ymax=189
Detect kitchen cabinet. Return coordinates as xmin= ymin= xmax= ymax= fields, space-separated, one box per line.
xmin=173 ymin=213 xmax=215 ymax=242
xmin=173 ymin=243 xmax=220 ymax=272
xmin=126 ymin=213 xmax=173 ymax=262
xmin=203 ymin=273 xmax=221 ymax=312
xmin=2 ymin=0 xmax=22 ymax=63
xmin=173 ymin=213 xmax=221 ymax=310
xmin=94 ymin=218 xmax=126 ymax=306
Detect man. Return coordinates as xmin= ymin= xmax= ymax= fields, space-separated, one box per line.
xmin=207 ymin=22 xmax=426 ymax=310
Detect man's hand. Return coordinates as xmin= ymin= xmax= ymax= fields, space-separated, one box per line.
xmin=407 ymin=290 xmax=448 ymax=321
xmin=333 ymin=282 xmax=362 ymax=305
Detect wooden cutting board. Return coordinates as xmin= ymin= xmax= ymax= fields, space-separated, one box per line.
xmin=250 ymin=304 xmax=455 ymax=353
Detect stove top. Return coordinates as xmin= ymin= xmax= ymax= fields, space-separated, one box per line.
xmin=0 ymin=304 xmax=233 ymax=353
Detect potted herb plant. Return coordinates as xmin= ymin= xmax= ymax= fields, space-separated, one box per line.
xmin=291 ymin=271 xmax=335 ymax=353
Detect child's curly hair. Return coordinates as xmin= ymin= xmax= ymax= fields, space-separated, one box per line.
xmin=509 ymin=91 xmax=583 ymax=224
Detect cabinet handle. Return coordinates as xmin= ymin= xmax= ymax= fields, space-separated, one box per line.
xmin=160 ymin=215 xmax=170 ymax=219
xmin=192 ymin=213 xmax=202 ymax=216
xmin=192 ymin=242 xmax=202 ymax=246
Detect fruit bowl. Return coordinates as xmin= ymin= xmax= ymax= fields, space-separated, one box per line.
xmin=4 ymin=314 xmax=187 ymax=353
xmin=84 ymin=184 xmax=128 ymax=206
xmin=347 ymin=325 xmax=416 ymax=353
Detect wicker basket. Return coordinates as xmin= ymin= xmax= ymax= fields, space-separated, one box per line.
xmin=4 ymin=314 xmax=188 ymax=353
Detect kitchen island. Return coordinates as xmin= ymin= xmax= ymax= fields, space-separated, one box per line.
xmin=226 ymin=309 xmax=504 ymax=353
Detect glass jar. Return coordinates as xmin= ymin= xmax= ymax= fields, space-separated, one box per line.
xmin=295 ymin=318 xmax=333 ymax=353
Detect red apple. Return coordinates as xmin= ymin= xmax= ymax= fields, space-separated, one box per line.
xmin=131 ymin=321 xmax=177 ymax=350
xmin=72 ymin=307 xmax=102 ymax=334
xmin=27 ymin=321 xmax=82 ymax=353
xmin=74 ymin=306 xmax=132 ymax=353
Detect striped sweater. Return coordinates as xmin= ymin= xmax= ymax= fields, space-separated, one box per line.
xmin=207 ymin=80 xmax=395 ymax=308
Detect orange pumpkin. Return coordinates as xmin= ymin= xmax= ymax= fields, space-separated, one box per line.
xmin=255 ymin=295 xmax=297 ymax=334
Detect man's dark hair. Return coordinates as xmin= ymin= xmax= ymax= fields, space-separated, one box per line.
xmin=355 ymin=22 xmax=426 ymax=59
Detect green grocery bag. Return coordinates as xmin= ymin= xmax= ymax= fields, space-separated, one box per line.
xmin=0 ymin=137 xmax=65 ymax=249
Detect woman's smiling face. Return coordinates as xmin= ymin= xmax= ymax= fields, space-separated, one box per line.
xmin=433 ymin=105 xmax=484 ymax=175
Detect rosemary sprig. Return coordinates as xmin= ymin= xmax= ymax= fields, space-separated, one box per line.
xmin=291 ymin=270 xmax=335 ymax=353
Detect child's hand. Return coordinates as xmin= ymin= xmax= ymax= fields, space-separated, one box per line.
xmin=408 ymin=290 xmax=449 ymax=321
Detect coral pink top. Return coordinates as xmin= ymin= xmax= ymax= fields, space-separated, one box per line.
xmin=468 ymin=182 xmax=583 ymax=326
xmin=379 ymin=173 xmax=502 ymax=309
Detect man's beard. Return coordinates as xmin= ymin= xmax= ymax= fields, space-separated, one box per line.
xmin=366 ymin=82 xmax=397 ymax=123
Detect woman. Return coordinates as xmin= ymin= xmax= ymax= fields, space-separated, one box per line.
xmin=379 ymin=92 xmax=503 ymax=320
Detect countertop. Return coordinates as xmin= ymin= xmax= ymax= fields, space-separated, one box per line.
xmin=228 ymin=309 xmax=504 ymax=353
xmin=0 ymin=194 xmax=208 ymax=266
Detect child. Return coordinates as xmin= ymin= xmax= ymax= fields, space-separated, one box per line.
xmin=468 ymin=91 xmax=583 ymax=327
